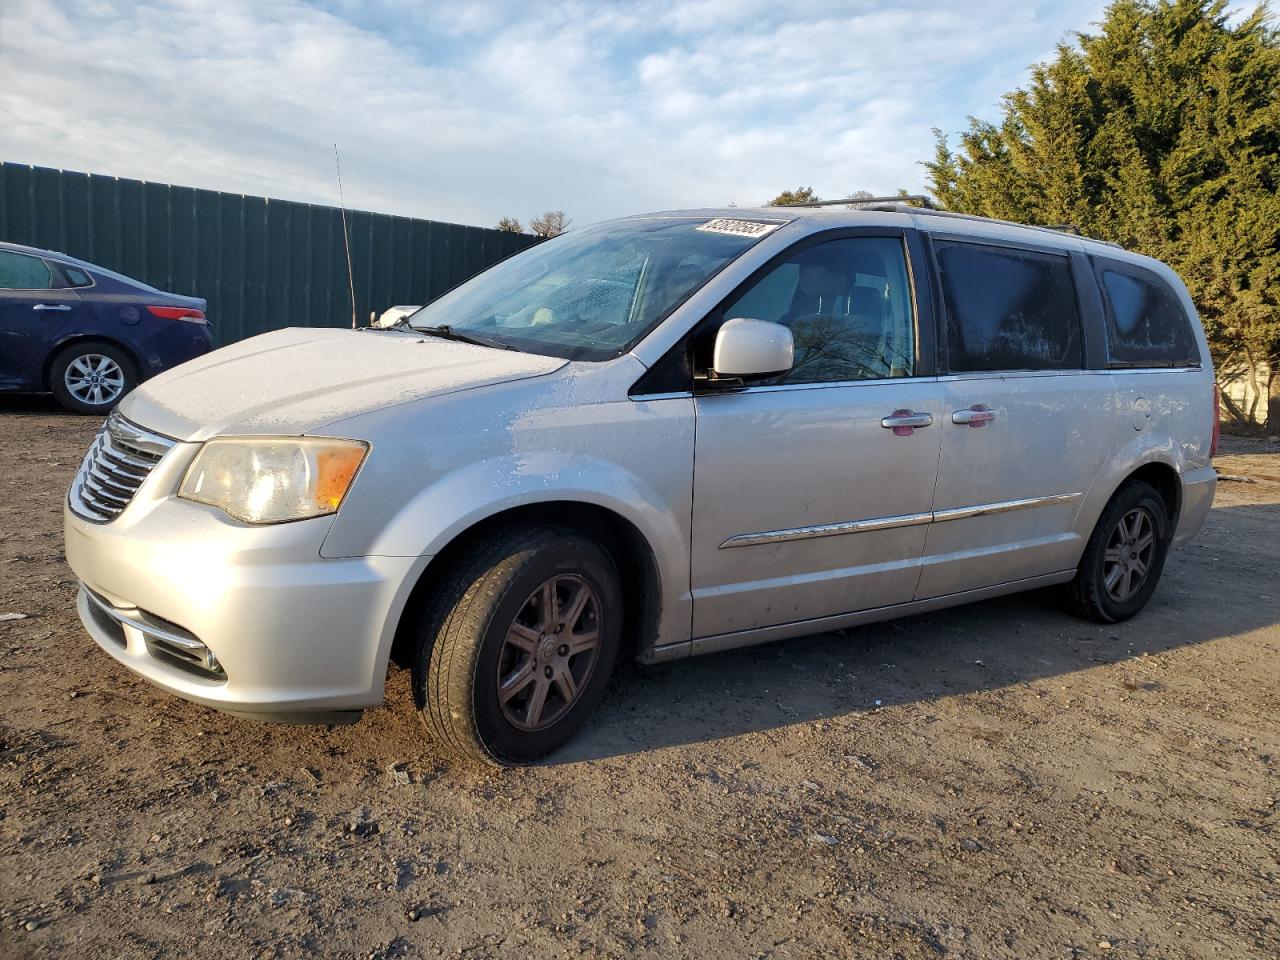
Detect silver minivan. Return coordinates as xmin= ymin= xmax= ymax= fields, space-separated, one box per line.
xmin=64 ymin=203 xmax=1218 ymax=764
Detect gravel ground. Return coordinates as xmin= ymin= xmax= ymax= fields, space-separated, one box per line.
xmin=1 ymin=397 xmax=1277 ymax=960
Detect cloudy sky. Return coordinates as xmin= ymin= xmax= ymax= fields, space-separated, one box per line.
xmin=1 ymin=0 xmax=1112 ymax=229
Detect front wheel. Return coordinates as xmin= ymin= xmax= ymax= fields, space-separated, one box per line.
xmin=412 ymin=526 xmax=623 ymax=765
xmin=1066 ymin=480 xmax=1171 ymax=623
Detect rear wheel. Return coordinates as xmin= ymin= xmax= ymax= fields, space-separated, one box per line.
xmin=1066 ymin=480 xmax=1171 ymax=623
xmin=49 ymin=341 xmax=136 ymax=415
xmin=412 ymin=526 xmax=623 ymax=765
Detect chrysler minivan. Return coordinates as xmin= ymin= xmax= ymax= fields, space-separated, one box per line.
xmin=64 ymin=203 xmax=1217 ymax=764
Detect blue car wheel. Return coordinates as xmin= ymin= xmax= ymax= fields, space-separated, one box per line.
xmin=50 ymin=341 xmax=137 ymax=415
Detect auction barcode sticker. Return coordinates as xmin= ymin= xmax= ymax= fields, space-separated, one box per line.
xmin=696 ymin=218 xmax=783 ymax=238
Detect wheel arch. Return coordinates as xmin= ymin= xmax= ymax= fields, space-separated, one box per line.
xmin=389 ymin=500 xmax=663 ymax=669
xmin=1122 ymin=461 xmax=1181 ymax=532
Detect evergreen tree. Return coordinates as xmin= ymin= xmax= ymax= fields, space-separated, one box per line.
xmin=926 ymin=1 xmax=1279 ymax=427
xmin=767 ymin=187 xmax=820 ymax=205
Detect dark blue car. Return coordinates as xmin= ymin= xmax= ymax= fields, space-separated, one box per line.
xmin=0 ymin=241 xmax=213 ymax=414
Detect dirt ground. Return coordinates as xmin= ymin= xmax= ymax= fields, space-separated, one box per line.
xmin=0 ymin=396 xmax=1276 ymax=960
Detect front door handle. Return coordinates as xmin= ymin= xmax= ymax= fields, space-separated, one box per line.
xmin=951 ymin=404 xmax=997 ymax=427
xmin=881 ymin=409 xmax=934 ymax=436
xmin=33 ymin=304 xmax=72 ymax=312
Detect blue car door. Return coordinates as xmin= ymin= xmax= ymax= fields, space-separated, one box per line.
xmin=0 ymin=250 xmax=83 ymax=390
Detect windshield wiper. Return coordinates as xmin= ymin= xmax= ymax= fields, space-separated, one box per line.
xmin=413 ymin=324 xmax=514 ymax=351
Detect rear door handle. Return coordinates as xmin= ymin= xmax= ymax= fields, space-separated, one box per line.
xmin=951 ymin=404 xmax=996 ymax=427
xmin=881 ymin=409 xmax=934 ymax=436
xmin=33 ymin=304 xmax=72 ymax=312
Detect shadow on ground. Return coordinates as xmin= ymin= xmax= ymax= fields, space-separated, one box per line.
xmin=0 ymin=394 xmax=77 ymax=416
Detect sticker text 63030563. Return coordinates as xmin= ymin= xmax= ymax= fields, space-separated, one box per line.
xmin=695 ymin=219 xmax=783 ymax=239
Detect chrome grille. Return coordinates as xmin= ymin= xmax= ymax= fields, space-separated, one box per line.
xmin=69 ymin=413 xmax=175 ymax=523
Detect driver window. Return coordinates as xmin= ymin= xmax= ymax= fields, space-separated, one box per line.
xmin=723 ymin=236 xmax=915 ymax=384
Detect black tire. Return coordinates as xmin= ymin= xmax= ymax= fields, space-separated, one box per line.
xmin=412 ymin=526 xmax=623 ymax=765
xmin=49 ymin=340 xmax=137 ymax=415
xmin=1066 ymin=480 xmax=1171 ymax=623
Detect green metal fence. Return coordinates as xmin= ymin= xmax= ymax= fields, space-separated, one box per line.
xmin=0 ymin=162 xmax=539 ymax=346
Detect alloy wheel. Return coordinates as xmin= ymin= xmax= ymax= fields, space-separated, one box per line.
xmin=496 ymin=574 xmax=603 ymax=731
xmin=64 ymin=354 xmax=126 ymax=407
xmin=1103 ymin=507 xmax=1156 ymax=602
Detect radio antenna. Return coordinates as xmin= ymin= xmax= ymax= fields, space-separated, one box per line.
xmin=333 ymin=143 xmax=357 ymax=329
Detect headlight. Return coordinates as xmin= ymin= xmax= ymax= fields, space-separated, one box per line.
xmin=178 ymin=437 xmax=369 ymax=524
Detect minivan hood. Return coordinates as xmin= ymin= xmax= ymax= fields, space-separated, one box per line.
xmin=119 ymin=327 xmax=567 ymax=441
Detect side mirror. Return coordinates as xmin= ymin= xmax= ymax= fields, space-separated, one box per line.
xmin=712 ymin=317 xmax=794 ymax=380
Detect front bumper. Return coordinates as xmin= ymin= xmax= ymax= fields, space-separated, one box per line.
xmin=64 ymin=453 xmax=420 ymax=722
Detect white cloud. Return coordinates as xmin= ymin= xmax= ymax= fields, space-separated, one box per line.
xmin=0 ymin=0 xmax=1109 ymax=228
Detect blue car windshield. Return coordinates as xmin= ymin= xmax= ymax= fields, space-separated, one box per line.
xmin=407 ymin=217 xmax=775 ymax=360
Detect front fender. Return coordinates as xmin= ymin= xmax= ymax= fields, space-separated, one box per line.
xmin=367 ymin=452 xmax=683 ymax=557
xmin=320 ymin=378 xmax=697 ymax=650
xmin=348 ymin=454 xmax=692 ymax=651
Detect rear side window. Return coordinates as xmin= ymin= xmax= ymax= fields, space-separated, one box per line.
xmin=0 ymin=250 xmax=53 ymax=290
xmin=936 ymin=241 xmax=1082 ymax=372
xmin=1096 ymin=263 xmax=1199 ymax=367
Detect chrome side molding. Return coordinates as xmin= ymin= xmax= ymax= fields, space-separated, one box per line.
xmin=720 ymin=492 xmax=1082 ymax=549
xmin=930 ymin=493 xmax=1080 ymax=523
xmin=720 ymin=511 xmax=934 ymax=549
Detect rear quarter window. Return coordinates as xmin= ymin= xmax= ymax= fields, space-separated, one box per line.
xmin=1094 ymin=260 xmax=1199 ymax=367
xmin=61 ymin=266 xmax=93 ymax=288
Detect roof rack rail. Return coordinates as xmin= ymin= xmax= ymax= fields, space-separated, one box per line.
xmin=761 ymin=198 xmax=1126 ymax=248
xmin=770 ymin=194 xmax=940 ymax=211
xmin=907 ymin=208 xmax=1125 ymax=247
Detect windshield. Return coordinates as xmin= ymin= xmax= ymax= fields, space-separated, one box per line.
xmin=408 ymin=217 xmax=775 ymax=360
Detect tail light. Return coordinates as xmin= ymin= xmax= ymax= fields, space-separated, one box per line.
xmin=1210 ymin=383 xmax=1221 ymax=458
xmin=147 ymin=305 xmax=207 ymax=323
